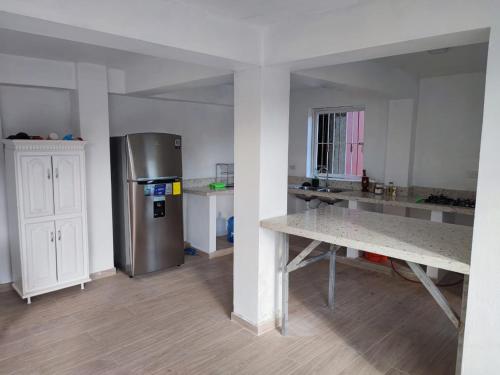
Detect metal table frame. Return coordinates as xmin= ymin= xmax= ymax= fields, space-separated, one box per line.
xmin=280 ymin=235 xmax=469 ymax=374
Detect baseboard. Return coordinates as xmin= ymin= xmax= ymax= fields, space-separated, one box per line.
xmin=209 ymin=247 xmax=233 ymax=259
xmin=90 ymin=267 xmax=117 ymax=280
xmin=189 ymin=246 xmax=232 ymax=259
xmin=231 ymin=312 xmax=276 ymax=336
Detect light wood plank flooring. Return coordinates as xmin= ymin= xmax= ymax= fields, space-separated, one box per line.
xmin=0 ymin=248 xmax=462 ymax=374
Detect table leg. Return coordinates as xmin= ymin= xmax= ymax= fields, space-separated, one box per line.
xmin=406 ymin=261 xmax=460 ymax=328
xmin=328 ymin=245 xmax=337 ymax=310
xmin=347 ymin=200 xmax=360 ymax=258
xmin=455 ymin=275 xmax=469 ymax=375
xmin=281 ymin=234 xmax=289 ymax=336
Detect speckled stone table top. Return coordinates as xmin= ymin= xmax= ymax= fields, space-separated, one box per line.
xmin=288 ymin=187 xmax=475 ymax=215
xmin=261 ymin=206 xmax=472 ymax=274
xmin=184 ymin=186 xmax=234 ymax=197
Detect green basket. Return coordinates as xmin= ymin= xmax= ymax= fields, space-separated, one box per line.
xmin=209 ymin=182 xmax=226 ymax=190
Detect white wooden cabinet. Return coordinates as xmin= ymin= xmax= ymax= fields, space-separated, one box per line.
xmin=2 ymin=140 xmax=90 ymax=303
xmin=53 ymin=155 xmax=82 ymax=215
xmin=20 ymin=155 xmax=54 ymax=218
xmin=56 ymin=217 xmax=85 ymax=283
xmin=25 ymin=221 xmax=58 ymax=292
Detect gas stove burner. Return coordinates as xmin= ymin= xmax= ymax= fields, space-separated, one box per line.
xmin=424 ymin=194 xmax=475 ymax=208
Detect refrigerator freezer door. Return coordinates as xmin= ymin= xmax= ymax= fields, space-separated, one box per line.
xmin=126 ymin=133 xmax=182 ymax=180
xmin=129 ymin=181 xmax=184 ymax=275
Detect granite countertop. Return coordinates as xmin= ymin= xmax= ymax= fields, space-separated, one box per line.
xmin=261 ymin=205 xmax=472 ymax=275
xmin=184 ymin=186 xmax=234 ymax=196
xmin=288 ymin=186 xmax=475 ymax=215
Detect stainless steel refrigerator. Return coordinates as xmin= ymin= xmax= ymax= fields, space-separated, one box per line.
xmin=110 ymin=133 xmax=184 ymax=277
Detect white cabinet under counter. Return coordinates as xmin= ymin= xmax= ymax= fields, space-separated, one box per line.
xmin=184 ymin=186 xmax=233 ymax=256
xmin=2 ymin=140 xmax=90 ymax=303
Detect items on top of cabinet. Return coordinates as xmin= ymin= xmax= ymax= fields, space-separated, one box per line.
xmin=6 ymin=132 xmax=30 ymax=140
xmin=5 ymin=131 xmax=84 ymax=141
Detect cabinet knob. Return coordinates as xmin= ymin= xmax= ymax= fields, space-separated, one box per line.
xmin=47 ymin=169 xmax=51 ymax=179
xmin=58 ymin=230 xmax=61 ymax=241
xmin=50 ymin=232 xmax=54 ymax=242
xmin=55 ymin=168 xmax=59 ymax=179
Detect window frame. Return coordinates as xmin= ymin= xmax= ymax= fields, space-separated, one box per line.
xmin=309 ymin=106 xmax=365 ymax=181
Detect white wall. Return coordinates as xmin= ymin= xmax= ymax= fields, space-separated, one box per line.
xmin=108 ymin=94 xmax=234 ymax=179
xmin=413 ymin=73 xmax=485 ymax=190
xmin=0 ymin=53 xmax=76 ymax=89
xmin=288 ymin=87 xmax=389 ymax=183
xmin=155 ymin=84 xmax=234 ymax=107
xmin=297 ymin=60 xmax=418 ymax=99
xmin=384 ymin=99 xmax=415 ymax=187
xmin=0 ymin=85 xmax=78 ymax=138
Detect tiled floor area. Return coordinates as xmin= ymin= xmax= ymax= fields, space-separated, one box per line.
xmin=0 ymin=246 xmax=462 ymax=374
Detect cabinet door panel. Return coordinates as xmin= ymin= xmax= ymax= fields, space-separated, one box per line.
xmin=25 ymin=221 xmax=57 ymax=292
xmin=56 ymin=217 xmax=84 ymax=283
xmin=20 ymin=156 xmax=54 ymax=218
xmin=53 ymin=155 xmax=82 ymax=215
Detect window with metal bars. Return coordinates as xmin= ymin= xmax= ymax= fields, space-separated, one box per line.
xmin=311 ymin=107 xmax=365 ymax=179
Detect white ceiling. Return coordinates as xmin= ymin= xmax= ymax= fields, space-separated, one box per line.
xmin=0 ymin=28 xmax=161 ymax=69
xmin=172 ymin=0 xmax=371 ymax=26
xmin=372 ymin=43 xmax=488 ymax=78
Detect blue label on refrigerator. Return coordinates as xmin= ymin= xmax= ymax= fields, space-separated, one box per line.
xmin=154 ymin=184 xmax=166 ymax=196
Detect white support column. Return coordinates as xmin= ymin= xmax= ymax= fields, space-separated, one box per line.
xmin=346 ymin=200 xmax=360 ymax=258
xmin=232 ymin=67 xmax=290 ymax=333
xmin=462 ymin=25 xmax=500 ymax=374
xmin=76 ymin=63 xmax=114 ymax=275
xmin=427 ymin=210 xmax=446 ymax=281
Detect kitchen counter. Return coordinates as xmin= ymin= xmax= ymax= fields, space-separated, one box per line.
xmin=262 ymin=205 xmax=471 ymax=340
xmin=288 ymin=186 xmax=475 ymax=216
xmin=184 ymin=186 xmax=234 ymax=196
xmin=261 ymin=205 xmax=472 ymax=274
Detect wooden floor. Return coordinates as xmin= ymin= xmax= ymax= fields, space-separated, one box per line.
xmin=0 ymin=249 xmax=462 ymax=374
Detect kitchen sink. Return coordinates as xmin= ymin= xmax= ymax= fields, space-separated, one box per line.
xmin=296 ymin=186 xmax=343 ymax=193
xmin=294 ymin=194 xmax=314 ymax=201
xmin=316 ymin=196 xmax=342 ymax=205
xmin=297 ymin=185 xmax=318 ymax=191
xmin=292 ymin=185 xmax=343 ymax=204
xmin=316 ymin=187 xmax=343 ymax=193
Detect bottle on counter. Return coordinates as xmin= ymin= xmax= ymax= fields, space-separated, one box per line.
xmin=361 ymin=169 xmax=370 ymax=192
xmin=386 ymin=182 xmax=394 ymax=197
xmin=386 ymin=182 xmax=397 ymax=199
xmin=311 ymin=169 xmax=320 ymax=188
